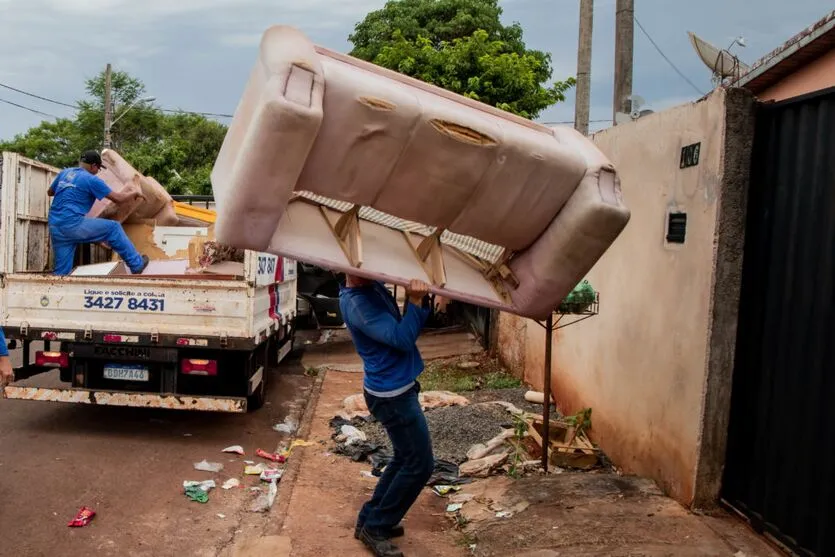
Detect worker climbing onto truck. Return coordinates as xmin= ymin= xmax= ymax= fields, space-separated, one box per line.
xmin=340 ymin=276 xmax=434 ymax=557
xmin=47 ymin=150 xmax=149 ymax=275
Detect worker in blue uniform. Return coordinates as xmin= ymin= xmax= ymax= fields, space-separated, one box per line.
xmin=340 ymin=276 xmax=434 ymax=557
xmin=0 ymin=328 xmax=11 ymax=388
xmin=48 ymin=150 xmax=149 ymax=275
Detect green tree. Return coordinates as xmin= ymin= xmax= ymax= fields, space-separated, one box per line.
xmin=349 ymin=0 xmax=573 ymax=119
xmin=0 ymin=70 xmax=226 ymax=195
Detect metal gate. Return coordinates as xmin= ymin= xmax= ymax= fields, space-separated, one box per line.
xmin=723 ymin=88 xmax=835 ymax=556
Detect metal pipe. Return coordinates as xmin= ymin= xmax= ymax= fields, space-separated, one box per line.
xmin=542 ymin=312 xmax=553 ymax=471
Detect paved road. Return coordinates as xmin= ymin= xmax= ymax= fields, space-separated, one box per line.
xmin=0 ymin=345 xmax=314 ymax=557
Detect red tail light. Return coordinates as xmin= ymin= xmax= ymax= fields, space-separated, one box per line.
xmin=181 ymin=359 xmax=218 ymax=376
xmin=36 ymin=351 xmax=69 ymax=368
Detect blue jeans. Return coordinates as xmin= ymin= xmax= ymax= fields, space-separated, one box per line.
xmin=50 ymin=218 xmax=144 ymax=275
xmin=358 ymin=383 xmax=435 ymax=535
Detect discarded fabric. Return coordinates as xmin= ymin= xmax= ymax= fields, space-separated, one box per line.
xmin=193 ymin=460 xmax=224 ymax=473
xmin=222 ymin=445 xmax=245 ymax=455
xmin=184 ymin=486 xmax=210 ymax=503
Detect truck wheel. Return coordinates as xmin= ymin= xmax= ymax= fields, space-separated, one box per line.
xmin=247 ymin=374 xmax=266 ymax=412
xmin=247 ymin=344 xmax=268 ymax=412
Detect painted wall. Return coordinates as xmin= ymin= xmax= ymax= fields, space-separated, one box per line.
xmin=759 ymin=48 xmax=835 ymax=101
xmin=496 ymin=89 xmax=754 ymax=506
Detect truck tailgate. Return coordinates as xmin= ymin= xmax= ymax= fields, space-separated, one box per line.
xmin=2 ymin=274 xmax=253 ymax=339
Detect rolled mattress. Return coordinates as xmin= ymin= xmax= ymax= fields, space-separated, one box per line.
xmin=211 ymin=25 xmax=630 ymax=320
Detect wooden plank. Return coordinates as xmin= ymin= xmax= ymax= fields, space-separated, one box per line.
xmin=319 ymin=205 xmax=363 ymax=268
xmin=401 ymin=230 xmax=447 ymax=287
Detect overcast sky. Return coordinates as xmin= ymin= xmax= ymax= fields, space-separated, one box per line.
xmin=0 ymin=0 xmax=829 ymax=141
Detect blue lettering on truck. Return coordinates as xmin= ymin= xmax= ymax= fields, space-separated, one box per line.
xmin=83 ymin=290 xmax=166 ymax=312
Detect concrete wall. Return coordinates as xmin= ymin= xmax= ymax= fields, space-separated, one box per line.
xmin=496 ymin=88 xmax=755 ymax=507
xmin=759 ymin=48 xmax=835 ymax=101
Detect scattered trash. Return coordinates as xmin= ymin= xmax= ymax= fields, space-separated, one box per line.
xmin=244 ymin=460 xmax=255 ymax=465
xmin=446 ymin=503 xmax=463 ymax=513
xmin=432 ymin=485 xmax=461 ymax=496
xmin=460 ymin=451 xmax=510 ymax=478
xmin=260 ymin=469 xmax=283 ymax=483
xmin=256 ymin=448 xmax=286 ymax=464
xmin=193 ymin=460 xmax=224 ymax=473
xmin=249 ymin=479 xmax=278 ymax=513
xmin=466 ymin=429 xmax=516 ymax=461
xmin=429 ymin=459 xmax=470 ymax=486
xmin=245 ymin=463 xmax=268 ymax=475
xmin=217 ymin=513 xmax=226 ymax=519
xmin=289 ymin=439 xmax=316 ymax=449
xmin=449 ymin=493 xmax=475 ymax=504
xmin=67 ymin=507 xmax=96 ymax=527
xmin=272 ymin=416 xmax=299 ymax=434
xmin=183 ymin=479 xmax=216 ymax=492
xmin=183 ymin=481 xmax=215 ymax=503
xmin=222 ymin=445 xmax=245 ymax=455
xmin=495 ymin=511 xmax=513 ymax=518
xmin=339 ymin=391 xmax=470 ymax=419
xmin=457 ymin=361 xmax=480 ymax=370
xmin=339 ymin=425 xmax=367 ymax=446
xmin=361 ymin=471 xmax=376 ymax=478
xmin=222 ymin=478 xmax=241 ymax=490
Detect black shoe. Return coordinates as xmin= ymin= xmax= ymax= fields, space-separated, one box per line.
xmin=136 ymin=255 xmax=150 ymax=274
xmin=354 ymin=523 xmax=404 ymax=540
xmin=358 ymin=528 xmax=404 ymax=557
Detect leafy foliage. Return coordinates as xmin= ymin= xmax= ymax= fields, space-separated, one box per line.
xmin=350 ymin=0 xmax=574 ymax=118
xmin=0 ymin=70 xmax=226 ymax=194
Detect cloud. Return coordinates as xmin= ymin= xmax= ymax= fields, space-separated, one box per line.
xmin=0 ymin=0 xmax=830 ymax=142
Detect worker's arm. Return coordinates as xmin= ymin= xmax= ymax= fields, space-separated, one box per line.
xmin=89 ymin=175 xmax=141 ymax=205
xmin=47 ymin=170 xmax=64 ymax=197
xmin=344 ymin=280 xmax=430 ymax=351
xmin=0 ymin=328 xmax=12 ymax=388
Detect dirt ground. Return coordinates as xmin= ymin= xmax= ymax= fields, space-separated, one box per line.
xmin=0 ymin=350 xmax=314 ymax=557
xmin=263 ymin=367 xmax=782 ymax=557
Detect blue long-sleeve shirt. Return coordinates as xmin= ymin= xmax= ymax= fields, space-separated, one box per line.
xmin=339 ymin=281 xmax=430 ymax=396
xmin=0 ymin=329 xmax=8 ymax=357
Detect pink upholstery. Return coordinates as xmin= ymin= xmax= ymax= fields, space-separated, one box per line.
xmin=88 ymin=149 xmax=173 ymax=222
xmin=211 ymin=25 xmax=630 ymax=319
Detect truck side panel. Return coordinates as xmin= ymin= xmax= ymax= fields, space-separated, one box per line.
xmin=0 ymin=152 xmax=57 ymax=274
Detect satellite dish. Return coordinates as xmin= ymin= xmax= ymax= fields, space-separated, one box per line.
xmin=615 ymin=95 xmax=652 ymax=124
xmin=688 ymin=32 xmax=750 ymax=84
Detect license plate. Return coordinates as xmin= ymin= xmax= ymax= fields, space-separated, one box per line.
xmin=103 ymin=364 xmax=149 ymax=382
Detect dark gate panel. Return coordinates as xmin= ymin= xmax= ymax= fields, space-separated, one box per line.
xmin=723 ymin=88 xmax=835 ymax=557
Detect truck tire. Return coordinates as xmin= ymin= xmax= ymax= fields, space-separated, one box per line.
xmin=247 ymin=372 xmax=266 ymax=412
xmin=246 ymin=343 xmax=268 ymax=412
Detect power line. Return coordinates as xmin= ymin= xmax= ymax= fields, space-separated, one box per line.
xmin=633 ymin=16 xmax=705 ymax=96
xmin=0 ymin=80 xmax=233 ymax=119
xmin=0 ymin=82 xmax=77 ymax=108
xmin=0 ymin=97 xmax=58 ymax=118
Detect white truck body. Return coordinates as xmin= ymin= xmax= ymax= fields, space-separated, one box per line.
xmin=0 ymin=152 xmax=297 ymax=412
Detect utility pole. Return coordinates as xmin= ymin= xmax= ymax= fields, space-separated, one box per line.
xmin=103 ymin=63 xmax=112 ymax=149
xmin=574 ymin=0 xmax=594 ymax=135
xmin=612 ymin=0 xmax=634 ymax=124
